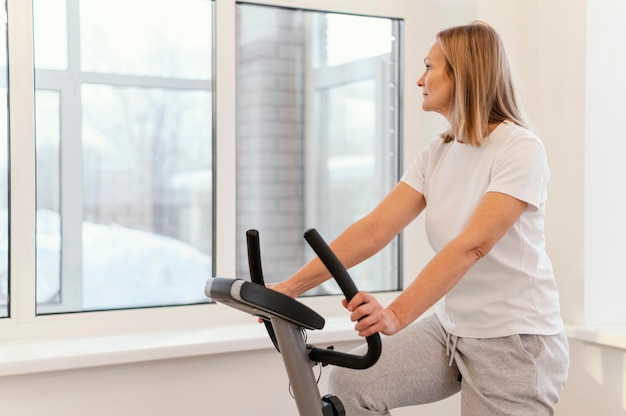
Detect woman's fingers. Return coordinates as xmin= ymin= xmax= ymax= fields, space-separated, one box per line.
xmin=341 ymin=291 xmax=402 ymax=337
xmin=341 ymin=292 xmax=383 ymax=336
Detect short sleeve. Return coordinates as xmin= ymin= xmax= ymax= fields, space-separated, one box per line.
xmin=400 ymin=138 xmax=443 ymax=195
xmin=487 ymin=134 xmax=550 ymax=210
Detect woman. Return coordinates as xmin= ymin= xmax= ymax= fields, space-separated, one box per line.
xmin=273 ymin=22 xmax=569 ymax=415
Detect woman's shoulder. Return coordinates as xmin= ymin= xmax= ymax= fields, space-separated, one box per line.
xmin=422 ymin=135 xmax=451 ymax=154
xmin=489 ymin=122 xmax=548 ymax=170
xmin=491 ymin=121 xmax=545 ymax=151
xmin=496 ymin=121 xmax=541 ymax=141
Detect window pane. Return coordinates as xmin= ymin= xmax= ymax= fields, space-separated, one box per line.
xmin=34 ymin=0 xmax=214 ymax=313
xmin=323 ymin=14 xmax=393 ymax=67
xmin=35 ymin=91 xmax=62 ymax=307
xmin=81 ymin=85 xmax=212 ymax=310
xmin=236 ymin=5 xmax=401 ymax=294
xmin=0 ymin=4 xmax=7 ymax=318
xmin=33 ymin=0 xmax=68 ymax=70
xmin=80 ymin=0 xmax=213 ymax=79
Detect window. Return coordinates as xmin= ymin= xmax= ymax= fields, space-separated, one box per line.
xmin=0 ymin=4 xmax=8 ymax=318
xmin=3 ymin=0 xmax=408 ymax=332
xmin=235 ymin=5 xmax=402 ymax=294
xmin=33 ymin=0 xmax=214 ymax=313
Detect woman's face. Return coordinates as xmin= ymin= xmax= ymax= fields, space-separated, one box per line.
xmin=417 ymin=41 xmax=453 ymax=118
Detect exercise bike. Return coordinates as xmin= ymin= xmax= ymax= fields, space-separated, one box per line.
xmin=205 ymin=228 xmax=382 ymax=416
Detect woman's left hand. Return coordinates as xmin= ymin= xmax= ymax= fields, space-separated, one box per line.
xmin=342 ymin=292 xmax=402 ymax=337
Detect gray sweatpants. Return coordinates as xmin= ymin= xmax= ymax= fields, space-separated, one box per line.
xmin=328 ymin=315 xmax=569 ymax=415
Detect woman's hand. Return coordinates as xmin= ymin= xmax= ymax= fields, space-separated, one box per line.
xmin=267 ymin=280 xmax=298 ymax=299
xmin=255 ymin=280 xmax=297 ymax=324
xmin=343 ymin=292 xmax=402 ymax=337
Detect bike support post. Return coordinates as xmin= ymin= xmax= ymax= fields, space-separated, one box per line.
xmin=272 ymin=318 xmax=324 ymax=416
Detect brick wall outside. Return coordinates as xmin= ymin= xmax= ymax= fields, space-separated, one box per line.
xmin=236 ymin=6 xmax=307 ymax=281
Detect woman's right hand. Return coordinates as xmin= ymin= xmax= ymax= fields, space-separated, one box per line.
xmin=267 ymin=280 xmax=298 ymax=299
xmin=257 ymin=280 xmax=297 ymax=323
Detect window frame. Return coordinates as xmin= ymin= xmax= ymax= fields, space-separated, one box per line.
xmin=33 ymin=0 xmax=214 ymax=313
xmin=1 ymin=0 xmax=425 ymax=343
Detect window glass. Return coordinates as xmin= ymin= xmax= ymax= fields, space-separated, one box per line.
xmin=33 ymin=0 xmax=214 ymax=313
xmin=35 ymin=91 xmax=62 ymax=306
xmin=236 ymin=5 xmax=401 ymax=294
xmin=323 ymin=14 xmax=394 ymax=67
xmin=33 ymin=0 xmax=67 ymax=70
xmin=80 ymin=85 xmax=212 ymax=310
xmin=0 ymin=5 xmax=7 ymax=318
xmin=80 ymin=0 xmax=212 ymax=79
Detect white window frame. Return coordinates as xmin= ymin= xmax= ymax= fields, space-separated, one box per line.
xmin=0 ymin=0 xmax=426 ymax=366
xmin=33 ymin=0 xmax=214 ymax=314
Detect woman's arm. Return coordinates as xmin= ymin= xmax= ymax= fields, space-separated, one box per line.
xmin=273 ymin=182 xmax=426 ymax=298
xmin=347 ymin=191 xmax=528 ymax=337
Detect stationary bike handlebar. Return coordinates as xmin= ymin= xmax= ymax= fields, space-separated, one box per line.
xmin=302 ymin=228 xmax=381 ymax=369
xmin=246 ymin=230 xmax=281 ymax=352
xmin=246 ymin=228 xmax=381 ymax=370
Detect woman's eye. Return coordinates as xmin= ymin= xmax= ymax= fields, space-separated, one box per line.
xmin=425 ymin=64 xmax=432 ymax=70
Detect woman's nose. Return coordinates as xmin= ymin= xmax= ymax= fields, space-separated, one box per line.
xmin=416 ymin=73 xmax=425 ymax=87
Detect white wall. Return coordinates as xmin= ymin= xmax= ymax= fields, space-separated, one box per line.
xmin=0 ymin=348 xmax=300 ymax=416
xmin=561 ymin=339 xmax=626 ymax=415
xmin=583 ymin=0 xmax=626 ymax=326
xmin=1 ymin=338 xmax=624 ymax=416
xmin=0 ymin=340 xmax=460 ymax=416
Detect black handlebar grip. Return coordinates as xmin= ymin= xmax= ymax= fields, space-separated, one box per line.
xmin=246 ymin=229 xmax=281 ymax=352
xmin=303 ymin=228 xmax=382 ymax=369
xmin=246 ymin=230 xmax=265 ymax=286
xmin=303 ymin=228 xmax=359 ymax=301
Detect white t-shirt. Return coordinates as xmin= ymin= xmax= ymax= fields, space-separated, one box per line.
xmin=400 ymin=121 xmax=564 ymax=338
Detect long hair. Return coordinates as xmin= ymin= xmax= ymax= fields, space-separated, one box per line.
xmin=437 ymin=22 xmax=529 ymax=146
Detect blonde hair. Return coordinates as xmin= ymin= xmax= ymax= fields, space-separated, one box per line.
xmin=436 ymin=22 xmax=529 ymax=146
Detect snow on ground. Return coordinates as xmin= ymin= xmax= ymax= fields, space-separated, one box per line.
xmin=1 ymin=209 xmax=212 ymax=313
